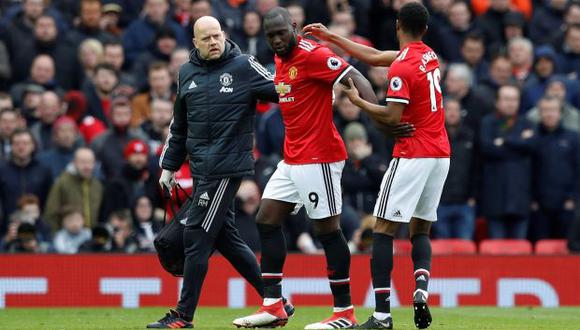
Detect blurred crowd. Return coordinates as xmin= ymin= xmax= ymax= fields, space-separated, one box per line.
xmin=1 ymin=0 xmax=580 ymax=254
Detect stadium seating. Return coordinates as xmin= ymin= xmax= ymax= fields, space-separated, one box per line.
xmin=535 ymin=239 xmax=569 ymax=255
xmin=431 ymin=239 xmax=477 ymax=255
xmin=479 ymin=239 xmax=533 ymax=255
xmin=393 ymin=239 xmax=412 ymax=255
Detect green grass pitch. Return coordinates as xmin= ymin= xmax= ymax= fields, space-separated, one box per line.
xmin=1 ymin=307 xmax=579 ymax=329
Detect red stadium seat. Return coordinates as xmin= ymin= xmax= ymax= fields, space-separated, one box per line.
xmin=431 ymin=239 xmax=477 ymax=255
xmin=394 ymin=239 xmax=412 ymax=255
xmin=479 ymin=239 xmax=533 ymax=255
xmin=535 ymin=239 xmax=569 ymax=255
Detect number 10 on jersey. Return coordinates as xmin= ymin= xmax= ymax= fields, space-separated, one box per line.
xmin=426 ymin=68 xmax=442 ymax=112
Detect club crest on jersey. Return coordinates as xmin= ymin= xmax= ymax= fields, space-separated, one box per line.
xmin=219 ymin=73 xmax=233 ymax=93
xmin=327 ymin=57 xmax=342 ymax=70
xmin=289 ymin=66 xmax=298 ymax=79
xmin=390 ymin=77 xmax=403 ymax=91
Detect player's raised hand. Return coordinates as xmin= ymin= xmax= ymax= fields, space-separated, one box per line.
xmin=343 ymin=77 xmax=361 ymax=105
xmin=303 ymin=23 xmax=332 ymax=41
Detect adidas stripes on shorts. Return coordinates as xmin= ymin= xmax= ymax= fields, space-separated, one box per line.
xmin=262 ymin=160 xmax=344 ymax=219
xmin=373 ymin=158 xmax=450 ymax=223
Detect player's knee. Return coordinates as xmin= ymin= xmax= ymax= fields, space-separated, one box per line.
xmin=373 ymin=218 xmax=399 ymax=236
xmin=409 ymin=218 xmax=431 ymax=237
xmin=313 ymin=215 xmax=341 ymax=235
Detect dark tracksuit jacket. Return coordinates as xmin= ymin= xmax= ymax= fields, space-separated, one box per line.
xmin=159 ymin=40 xmax=277 ymax=319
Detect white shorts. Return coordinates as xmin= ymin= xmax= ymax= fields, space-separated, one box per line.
xmin=262 ymin=160 xmax=344 ymax=219
xmin=373 ymin=158 xmax=450 ymax=222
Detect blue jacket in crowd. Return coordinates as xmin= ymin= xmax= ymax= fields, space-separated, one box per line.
xmin=122 ymin=17 xmax=188 ymax=62
xmin=480 ymin=114 xmax=537 ymax=217
xmin=533 ymin=124 xmax=580 ymax=210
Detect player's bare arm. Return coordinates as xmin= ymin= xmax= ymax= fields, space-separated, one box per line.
xmin=343 ymin=77 xmax=404 ymax=126
xmin=303 ymin=23 xmax=398 ymax=66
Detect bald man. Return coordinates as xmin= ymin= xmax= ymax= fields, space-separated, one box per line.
xmin=151 ymin=16 xmax=292 ymax=328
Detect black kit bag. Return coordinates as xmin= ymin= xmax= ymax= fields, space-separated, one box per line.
xmin=154 ymin=185 xmax=191 ymax=277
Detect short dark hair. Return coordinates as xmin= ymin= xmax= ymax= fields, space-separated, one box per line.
xmin=464 ymin=31 xmax=485 ymax=44
xmin=94 ymin=62 xmax=118 ymax=77
xmin=538 ymin=95 xmax=562 ymax=109
xmin=397 ymin=2 xmax=429 ymax=37
xmin=264 ymin=7 xmax=293 ymax=25
xmin=103 ymin=40 xmax=123 ymax=49
xmin=10 ymin=128 xmax=35 ymax=145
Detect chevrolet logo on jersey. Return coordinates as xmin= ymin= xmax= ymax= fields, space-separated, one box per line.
xmin=275 ymin=82 xmax=292 ymax=96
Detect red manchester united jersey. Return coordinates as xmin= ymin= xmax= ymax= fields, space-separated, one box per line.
xmin=386 ymin=41 xmax=450 ymax=158
xmin=274 ymin=37 xmax=349 ymax=164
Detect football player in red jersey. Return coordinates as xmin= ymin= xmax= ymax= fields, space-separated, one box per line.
xmin=305 ymin=2 xmax=450 ymax=329
xmin=233 ymin=7 xmax=412 ymax=330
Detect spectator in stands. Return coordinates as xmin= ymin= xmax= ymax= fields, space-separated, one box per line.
xmin=0 ymin=93 xmax=13 ymax=113
xmin=0 ymin=129 xmax=52 ymax=229
xmin=82 ymin=63 xmax=119 ymax=125
xmin=527 ymin=77 xmax=580 ymax=132
xmin=256 ymin=105 xmax=284 ymax=158
xmin=132 ymin=195 xmax=163 ymax=252
xmin=551 ymin=1 xmax=580 ymax=52
xmin=141 ymin=98 xmax=172 ymax=152
xmin=331 ymin=10 xmax=373 ymax=47
xmin=460 ymin=32 xmax=489 ymax=84
xmin=10 ymin=55 xmax=62 ymax=104
xmin=37 ymin=116 xmax=81 ymax=178
xmin=231 ymin=10 xmax=274 ymax=67
xmin=30 ymin=91 xmax=64 ymax=151
xmin=3 ymin=223 xmax=49 ymax=253
xmin=32 ymin=15 xmax=78 ymax=90
xmin=122 ymin=0 xmax=188 ymax=62
xmin=474 ymin=0 xmax=513 ymax=47
xmin=65 ymin=0 xmax=114 ymax=49
xmin=521 ymin=46 xmax=558 ymax=112
xmin=508 ymin=37 xmax=534 ymax=85
xmin=101 ymin=3 xmax=123 ymax=37
xmin=100 ymin=139 xmax=159 ymax=221
xmin=439 ymin=0 xmax=473 ymax=62
xmin=53 ymin=205 xmax=91 ymax=254
xmin=78 ymin=38 xmax=104 ymax=85
xmin=286 ymin=1 xmax=305 ymax=31
xmin=476 ymin=55 xmax=514 ymax=103
xmin=342 ymin=122 xmax=387 ymax=216
xmin=480 ymin=85 xmax=536 ymax=239
xmin=18 ymin=84 xmax=44 ymax=124
xmin=131 ymin=62 xmax=174 ymax=127
xmin=530 ymin=0 xmax=567 ymax=45
xmin=103 ymin=41 xmax=135 ymax=86
xmin=91 ymin=97 xmax=147 ymax=179
xmin=169 ymin=48 xmax=190 ymax=84
xmin=444 ymin=63 xmax=493 ymax=134
xmin=44 ymin=147 xmax=103 ymax=231
xmin=348 ymin=215 xmax=375 ymax=254
xmin=436 ymin=98 xmax=478 ymax=239
xmin=531 ymin=96 xmax=579 ymax=241
xmin=3 ymin=0 xmax=46 ymax=83
xmin=78 ymin=224 xmax=112 ymax=252
xmin=184 ymin=0 xmax=213 ymax=41
xmin=14 ymin=194 xmax=51 ymax=244
xmin=132 ymin=26 xmax=178 ymax=89
xmin=107 ymin=209 xmax=139 ymax=253
xmin=0 ymin=107 xmax=23 ymax=161
xmin=556 ymin=23 xmax=580 ymax=76
xmin=0 ymin=40 xmax=10 ymax=89
xmin=234 ymin=179 xmax=262 ymax=251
